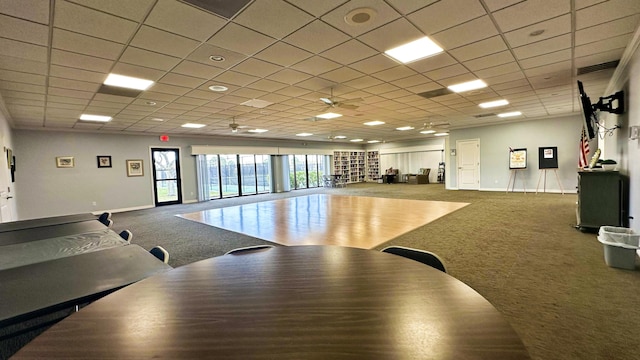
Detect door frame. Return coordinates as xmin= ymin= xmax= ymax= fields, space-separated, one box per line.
xmin=150 ymin=147 xmax=183 ymax=206
xmin=456 ymin=138 xmax=480 ymax=190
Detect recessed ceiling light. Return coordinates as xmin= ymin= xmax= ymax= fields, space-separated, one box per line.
xmin=420 ymin=130 xmax=436 ymax=134
xmin=479 ymin=99 xmax=509 ymax=108
xmin=364 ymin=121 xmax=385 ymax=126
xmin=248 ymin=129 xmax=268 ymax=133
xmin=316 ymin=112 xmax=342 ymax=119
xmin=145 ymin=101 xmax=157 ymax=106
xmin=208 ymin=85 xmax=228 ymax=92
xmin=448 ymin=79 xmax=487 ymax=93
xmin=150 ymin=118 xmax=164 ymax=122
xmin=334 ymin=135 xmax=347 ymax=139
xmin=103 ymin=74 xmax=153 ymax=90
xmin=498 ymin=111 xmax=522 ymax=118
xmin=396 ymin=126 xmax=415 ymax=131
xmin=434 ymin=132 xmax=449 ymax=136
xmin=79 ymin=114 xmax=112 ymax=122
xmin=350 ymin=138 xmax=364 ymax=142
xmin=367 ymin=140 xmax=381 ymax=143
xmin=181 ymin=123 xmax=206 ymax=128
xmin=209 ymin=55 xmax=225 ymax=62
xmin=385 ymin=36 xmax=443 ymax=64
xmin=296 ymin=133 xmax=313 ymax=137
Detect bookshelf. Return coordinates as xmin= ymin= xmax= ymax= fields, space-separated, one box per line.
xmin=333 ymin=151 xmax=366 ymax=183
xmin=366 ymin=151 xmax=379 ymax=181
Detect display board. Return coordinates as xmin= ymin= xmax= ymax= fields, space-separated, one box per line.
xmin=509 ymin=148 xmax=527 ymax=169
xmin=538 ymin=147 xmax=558 ymax=169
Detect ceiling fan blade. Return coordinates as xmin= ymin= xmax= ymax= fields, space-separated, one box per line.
xmin=319 ymin=97 xmax=333 ymax=105
xmin=339 ymin=97 xmax=364 ymax=104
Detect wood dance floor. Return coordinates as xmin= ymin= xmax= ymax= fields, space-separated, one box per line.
xmin=178 ymin=194 xmax=469 ymax=249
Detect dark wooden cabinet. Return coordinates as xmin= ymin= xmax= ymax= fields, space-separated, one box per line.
xmin=577 ymin=171 xmax=628 ymax=231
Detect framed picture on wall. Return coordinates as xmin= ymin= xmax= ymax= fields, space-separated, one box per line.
xmin=126 ymin=159 xmax=144 ymax=177
xmin=97 ymin=155 xmax=112 ymax=168
xmin=56 ymin=156 xmax=74 ymax=168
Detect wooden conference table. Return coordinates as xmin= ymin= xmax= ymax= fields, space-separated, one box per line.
xmin=14 ymin=246 xmax=530 ymax=359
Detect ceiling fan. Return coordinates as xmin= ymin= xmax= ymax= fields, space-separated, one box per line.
xmin=319 ymin=88 xmax=363 ymax=110
xmin=419 ymin=122 xmax=450 ymax=133
xmin=217 ymin=117 xmax=249 ymax=133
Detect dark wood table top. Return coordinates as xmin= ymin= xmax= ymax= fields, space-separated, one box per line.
xmin=0 ymin=244 xmax=172 ymax=325
xmin=0 ymin=219 xmax=105 ymax=246
xmin=14 ymin=246 xmax=530 ymax=359
xmin=0 ymin=213 xmax=97 ymax=233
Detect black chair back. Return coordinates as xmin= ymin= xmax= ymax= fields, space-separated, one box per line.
xmin=381 ymin=246 xmax=447 ymax=273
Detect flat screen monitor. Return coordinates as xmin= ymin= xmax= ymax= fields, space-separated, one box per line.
xmin=577 ymin=80 xmax=597 ymax=139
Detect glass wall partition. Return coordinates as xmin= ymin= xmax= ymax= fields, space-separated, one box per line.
xmin=256 ymin=154 xmax=270 ymax=193
xmin=239 ymin=154 xmax=257 ymax=196
xmin=219 ymin=154 xmax=239 ymax=198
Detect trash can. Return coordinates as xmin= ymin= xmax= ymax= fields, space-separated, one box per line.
xmin=597 ymin=226 xmax=639 ymax=270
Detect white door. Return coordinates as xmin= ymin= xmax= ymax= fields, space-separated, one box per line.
xmin=0 ymin=191 xmax=12 ymax=222
xmin=457 ymin=139 xmax=480 ymax=190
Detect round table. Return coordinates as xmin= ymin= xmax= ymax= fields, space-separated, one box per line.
xmin=14 ymin=246 xmax=530 ymax=359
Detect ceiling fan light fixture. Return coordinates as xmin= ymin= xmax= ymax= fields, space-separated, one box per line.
xmin=316 ymin=112 xmax=342 ymax=119
xmin=384 ymin=36 xmax=443 ymax=64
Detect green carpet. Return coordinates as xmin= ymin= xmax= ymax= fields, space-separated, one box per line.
xmin=111 ymin=183 xmax=640 ymax=360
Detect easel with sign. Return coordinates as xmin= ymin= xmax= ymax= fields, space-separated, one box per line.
xmin=506 ymin=148 xmax=527 ymax=193
xmin=536 ymin=146 xmax=564 ymax=194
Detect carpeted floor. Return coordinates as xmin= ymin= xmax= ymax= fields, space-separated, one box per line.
xmin=111 ymin=183 xmax=640 ymax=360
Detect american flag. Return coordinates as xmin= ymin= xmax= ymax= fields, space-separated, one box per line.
xmin=579 ymin=127 xmax=590 ymax=168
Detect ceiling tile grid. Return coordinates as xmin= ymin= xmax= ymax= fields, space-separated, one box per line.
xmin=0 ymin=0 xmax=637 ymax=143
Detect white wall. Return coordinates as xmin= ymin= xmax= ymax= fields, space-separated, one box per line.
xmin=0 ymin=101 xmax=16 ymax=219
xmin=447 ymin=115 xmax=584 ymax=193
xmin=13 ymin=130 xmax=360 ymax=219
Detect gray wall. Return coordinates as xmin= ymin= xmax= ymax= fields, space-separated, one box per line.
xmin=447 ymin=115 xmax=584 ymax=193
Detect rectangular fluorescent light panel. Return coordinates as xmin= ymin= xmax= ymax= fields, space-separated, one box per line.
xmin=498 ymin=111 xmax=522 ymax=118
xmin=79 ymin=114 xmax=112 ymax=122
xmin=296 ymin=133 xmax=313 ymax=137
xmin=434 ymin=132 xmax=449 ymax=136
xmin=420 ymin=130 xmax=435 ymax=134
xmin=396 ymin=126 xmax=415 ymax=131
xmin=181 ymin=123 xmax=206 ymax=128
xmin=334 ymin=135 xmax=347 ymax=139
xmin=104 ymin=74 xmax=154 ymax=90
xmin=350 ymin=139 xmax=364 ymax=142
xmin=367 ymin=140 xmax=381 ymax=143
xmin=479 ymin=99 xmax=509 ymax=108
xmin=364 ymin=121 xmax=385 ymax=126
xmin=385 ymin=37 xmax=443 ymax=64
xmin=248 ymin=129 xmax=268 ymax=133
xmin=448 ymin=80 xmax=487 ymax=93
xmin=316 ymin=112 xmax=342 ymax=119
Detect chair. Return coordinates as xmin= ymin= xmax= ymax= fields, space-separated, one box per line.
xmin=119 ymin=230 xmax=133 ymax=243
xmin=381 ymin=246 xmax=447 ymax=273
xmin=104 ymin=218 xmax=113 ymax=228
xmin=225 ymin=245 xmax=275 ymax=255
xmin=322 ymin=175 xmax=333 ymax=188
xmin=98 ymin=212 xmax=112 ymax=226
xmin=149 ymin=246 xmax=170 ymax=263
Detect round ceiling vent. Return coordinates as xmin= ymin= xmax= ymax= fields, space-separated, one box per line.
xmin=344 ymin=8 xmax=376 ymax=26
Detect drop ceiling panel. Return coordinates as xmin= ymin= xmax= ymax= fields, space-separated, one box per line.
xmin=284 ymin=20 xmax=350 ymax=54
xmin=0 ymin=70 xmax=45 ymax=85
xmin=145 ymin=0 xmax=227 ymax=41
xmin=433 ymin=16 xmax=499 ymax=50
xmin=319 ymin=67 xmax=364 ymax=83
xmin=575 ymin=33 xmax=632 ymax=58
xmin=254 ymin=41 xmax=313 ymax=67
xmin=291 ymin=56 xmax=341 ymax=75
xmin=207 ymin=23 xmax=275 ymax=56
xmin=576 ymin=0 xmax=640 ymax=30
xmin=50 ymin=50 xmax=113 ymax=73
xmin=67 ymin=0 xmax=154 ymax=21
xmin=54 ymin=0 xmax=138 ymax=43
xmin=119 ymin=47 xmax=181 ymax=71
xmin=409 ymin=0 xmax=486 ymax=35
xmin=575 ymin=15 xmax=639 ymax=46
xmin=503 ymin=14 xmax=571 ymax=48
xmin=492 ymin=0 xmax=570 ymax=33
xmin=0 ymin=56 xmax=47 ymax=75
xmin=449 ymin=36 xmax=508 ymax=62
xmin=0 ymin=38 xmax=47 ymax=62
xmin=52 ymin=29 xmax=124 ymax=60
xmin=172 ymin=60 xmax=224 ymax=80
xmin=285 ymin=0 xmax=348 ymax=17
xmin=512 ymin=34 xmax=571 ymax=60
xmin=48 ymin=65 xmax=106 ymax=83
xmin=234 ymin=0 xmax=314 ymax=39
xmin=49 ymin=77 xmax=100 ymax=92
xmin=464 ymin=51 xmax=516 ymax=71
xmin=0 ymin=0 xmax=50 ymax=24
xmin=266 ymin=69 xmax=312 ymax=85
xmin=130 ymin=26 xmax=200 ymax=58
xmin=357 ymin=18 xmax=423 ymax=52
xmin=232 ymin=58 xmax=282 ymax=78
xmin=186 ymin=44 xmax=248 ymax=68
xmin=110 ymin=63 xmax=165 ymax=82
xmin=0 ymin=14 xmax=49 ymax=45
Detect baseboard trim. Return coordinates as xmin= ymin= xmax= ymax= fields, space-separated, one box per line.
xmin=92 ymin=204 xmax=154 ymax=215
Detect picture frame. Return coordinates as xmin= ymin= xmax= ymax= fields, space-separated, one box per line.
xmin=56 ymin=156 xmax=74 ymax=168
xmin=508 ymin=148 xmax=527 ymax=169
xmin=97 ymin=155 xmax=112 ymax=168
xmin=126 ymin=159 xmax=144 ymax=177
